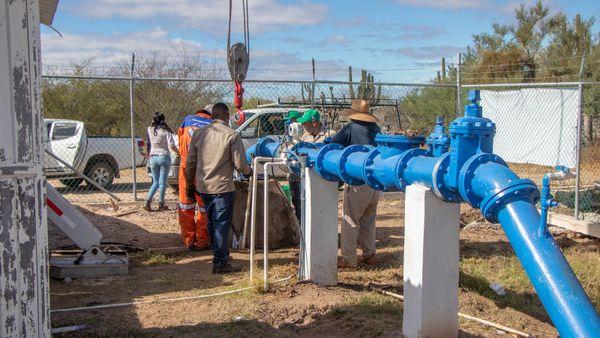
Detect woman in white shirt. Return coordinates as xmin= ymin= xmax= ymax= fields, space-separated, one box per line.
xmin=145 ymin=112 xmax=178 ymax=211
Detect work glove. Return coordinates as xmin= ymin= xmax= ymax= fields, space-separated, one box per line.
xmin=186 ymin=185 xmax=196 ymax=201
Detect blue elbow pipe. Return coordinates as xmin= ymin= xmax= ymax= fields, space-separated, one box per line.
xmin=497 ymin=200 xmax=600 ymax=337
xmin=467 ymin=159 xmax=600 ymax=336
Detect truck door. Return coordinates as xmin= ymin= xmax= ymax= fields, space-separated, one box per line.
xmin=48 ymin=121 xmax=87 ymax=171
xmin=238 ymin=112 xmax=285 ymax=149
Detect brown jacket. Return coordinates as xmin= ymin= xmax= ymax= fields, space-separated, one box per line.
xmin=185 ymin=120 xmax=251 ymax=194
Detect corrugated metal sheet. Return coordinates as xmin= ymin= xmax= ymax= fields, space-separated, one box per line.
xmin=39 ymin=0 xmax=58 ymax=25
xmin=0 ymin=1 xmax=51 ymax=337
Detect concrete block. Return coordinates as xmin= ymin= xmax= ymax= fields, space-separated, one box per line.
xmin=302 ymin=167 xmax=339 ymax=286
xmin=403 ymin=184 xmax=461 ymax=338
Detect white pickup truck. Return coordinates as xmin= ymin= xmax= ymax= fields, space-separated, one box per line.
xmin=44 ymin=119 xmax=147 ymax=189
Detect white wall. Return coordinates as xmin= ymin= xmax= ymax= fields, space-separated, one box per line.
xmin=0 ymin=1 xmax=50 ymax=336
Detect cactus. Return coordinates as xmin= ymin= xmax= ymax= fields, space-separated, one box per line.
xmin=348 ymin=66 xmax=381 ymax=104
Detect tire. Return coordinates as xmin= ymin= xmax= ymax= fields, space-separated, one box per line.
xmin=86 ymin=161 xmax=115 ymax=189
xmin=59 ymin=178 xmax=83 ymax=187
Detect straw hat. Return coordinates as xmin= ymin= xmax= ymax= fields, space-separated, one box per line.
xmin=341 ymin=99 xmax=379 ymax=123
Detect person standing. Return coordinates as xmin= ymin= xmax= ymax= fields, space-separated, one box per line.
xmin=186 ymin=103 xmax=252 ymax=274
xmin=283 ymin=110 xmax=302 ymax=222
xmin=145 ymin=112 xmax=178 ymax=212
xmin=288 ymin=109 xmax=337 ymax=222
xmin=178 ymin=106 xmax=213 ymax=251
xmin=331 ymin=100 xmax=381 ymax=268
xmin=296 ymin=109 xmax=337 ymax=143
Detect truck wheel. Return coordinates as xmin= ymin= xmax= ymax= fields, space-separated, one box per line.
xmin=59 ymin=178 xmax=83 ymax=187
xmin=87 ymin=161 xmax=114 ymax=189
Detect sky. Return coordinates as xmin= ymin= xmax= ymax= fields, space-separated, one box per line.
xmin=41 ymin=0 xmax=600 ymax=83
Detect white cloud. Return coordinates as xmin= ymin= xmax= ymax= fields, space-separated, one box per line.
xmin=319 ymin=35 xmax=351 ymax=47
xmin=41 ymin=29 xmax=348 ymax=81
xmin=41 ymin=27 xmax=210 ymax=67
xmin=392 ymin=0 xmax=488 ymax=9
xmin=69 ymin=0 xmax=328 ymax=34
xmin=366 ymin=45 xmax=465 ymax=60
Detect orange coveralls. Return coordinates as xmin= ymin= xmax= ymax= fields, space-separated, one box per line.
xmin=178 ymin=112 xmax=212 ymax=248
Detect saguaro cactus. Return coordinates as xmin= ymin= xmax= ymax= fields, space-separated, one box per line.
xmin=348 ymin=66 xmax=381 ymax=104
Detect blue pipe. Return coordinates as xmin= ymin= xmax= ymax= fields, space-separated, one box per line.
xmin=246 ymin=90 xmax=600 ymax=336
xmin=497 ymin=200 xmax=600 ymax=337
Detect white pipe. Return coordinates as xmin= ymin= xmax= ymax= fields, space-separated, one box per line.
xmin=369 ymin=286 xmax=533 ymax=338
xmin=263 ymin=161 xmax=286 ymax=291
xmin=249 ymin=157 xmax=284 ymax=284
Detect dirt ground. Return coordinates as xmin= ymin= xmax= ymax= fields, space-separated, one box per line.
xmin=49 ymin=190 xmax=600 ymax=338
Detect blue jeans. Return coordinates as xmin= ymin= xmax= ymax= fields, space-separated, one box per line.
xmin=147 ymin=155 xmax=171 ymax=204
xmin=200 ymin=192 xmax=235 ymax=266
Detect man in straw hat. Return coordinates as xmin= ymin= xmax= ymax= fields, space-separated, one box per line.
xmin=331 ymin=99 xmax=381 ymax=268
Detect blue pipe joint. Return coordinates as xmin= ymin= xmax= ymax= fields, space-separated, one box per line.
xmin=289 ymin=142 xmax=320 ymax=175
xmin=447 ymin=90 xmax=496 ymax=190
xmin=426 ymin=116 xmax=450 ymax=157
xmin=364 ymin=134 xmax=425 ymax=191
xmin=246 ymin=143 xmax=258 ymax=164
xmin=255 ymin=137 xmax=280 ymax=158
xmin=431 ymin=153 xmax=461 ymax=202
xmin=459 ymin=153 xmax=540 ymax=222
xmin=314 ymin=143 xmax=344 ymax=182
xmin=338 ymin=145 xmax=372 ymax=185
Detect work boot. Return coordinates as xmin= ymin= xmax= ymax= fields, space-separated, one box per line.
xmin=143 ymin=200 xmax=152 ymax=212
xmin=212 ymin=263 xmax=243 ymax=274
xmin=188 ymin=244 xmax=210 ymax=252
xmin=158 ymin=203 xmax=169 ymax=211
xmin=337 ymin=257 xmax=357 ymax=269
xmin=358 ymin=254 xmax=377 ymax=266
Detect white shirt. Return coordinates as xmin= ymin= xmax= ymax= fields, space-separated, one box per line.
xmin=147 ymin=126 xmax=175 ymax=156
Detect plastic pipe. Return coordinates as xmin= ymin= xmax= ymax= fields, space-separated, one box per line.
xmin=249 ymin=156 xmax=278 ymax=283
xmin=496 ymin=200 xmax=600 ymax=337
xmin=263 ymin=160 xmax=286 ymax=292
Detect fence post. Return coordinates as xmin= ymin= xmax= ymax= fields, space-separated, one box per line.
xmin=311 ymin=57 xmax=316 ymax=109
xmin=574 ymin=54 xmax=586 ymax=219
xmin=129 ymin=52 xmax=137 ymax=201
xmin=456 ymin=53 xmax=462 ymax=117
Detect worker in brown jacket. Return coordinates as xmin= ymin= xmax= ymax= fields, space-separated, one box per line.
xmin=185 ymin=102 xmax=251 ymax=274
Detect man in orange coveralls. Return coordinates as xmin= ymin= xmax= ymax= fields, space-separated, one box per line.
xmin=178 ymin=105 xmax=213 ymax=250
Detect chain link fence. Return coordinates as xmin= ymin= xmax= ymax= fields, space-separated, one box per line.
xmin=41 ymin=74 xmax=600 ymax=220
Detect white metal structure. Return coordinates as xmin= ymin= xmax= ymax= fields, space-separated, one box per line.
xmin=0 ymin=0 xmax=53 ymax=336
xmin=46 ymin=184 xmax=128 ymax=278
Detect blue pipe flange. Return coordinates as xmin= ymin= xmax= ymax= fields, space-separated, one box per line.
xmin=289 ymin=142 xmax=319 ymax=175
xmin=480 ymin=180 xmax=539 ymax=222
xmin=458 ymin=153 xmax=507 ymax=208
xmin=256 ymin=137 xmax=278 ymax=157
xmin=314 ymin=143 xmax=343 ymax=182
xmin=431 ymin=153 xmax=461 ymax=202
xmin=395 ymin=148 xmax=428 ymax=191
xmin=290 ymin=141 xmax=318 ymax=156
xmin=337 ymin=145 xmax=371 ymax=186
xmin=363 ymin=148 xmax=384 ymax=191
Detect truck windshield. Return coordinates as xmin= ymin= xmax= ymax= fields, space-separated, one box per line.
xmin=52 ymin=123 xmax=78 ymax=140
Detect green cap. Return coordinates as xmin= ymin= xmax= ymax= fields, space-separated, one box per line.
xmin=297 ymin=109 xmax=320 ymax=123
xmin=283 ymin=110 xmax=301 ymax=120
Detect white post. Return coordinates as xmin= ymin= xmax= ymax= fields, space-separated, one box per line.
xmin=301 ymin=167 xmax=339 ymax=286
xmin=0 ymin=0 xmax=50 ymax=336
xmin=403 ymin=184 xmax=461 ymax=338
